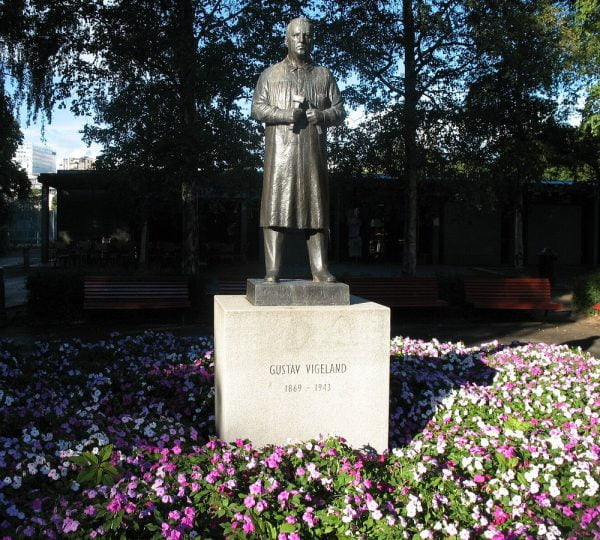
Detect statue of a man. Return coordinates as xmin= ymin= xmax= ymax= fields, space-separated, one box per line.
xmin=251 ymin=17 xmax=346 ymax=282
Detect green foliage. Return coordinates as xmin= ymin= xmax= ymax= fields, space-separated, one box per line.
xmin=26 ymin=269 xmax=84 ymax=323
xmin=564 ymin=0 xmax=600 ymax=136
xmin=70 ymin=444 xmax=120 ymax=488
xmin=573 ymin=271 xmax=600 ymax=313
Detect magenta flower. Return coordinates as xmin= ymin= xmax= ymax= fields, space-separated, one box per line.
xmin=302 ymin=507 xmax=318 ymax=528
xmin=242 ymin=514 xmax=255 ymax=534
xmin=244 ymin=495 xmax=255 ymax=509
xmin=249 ymin=480 xmax=264 ymax=495
xmin=107 ymin=498 xmax=122 ymax=513
xmin=278 ymin=490 xmax=291 ymax=508
xmin=168 ymin=510 xmax=181 ymax=521
xmin=492 ymin=507 xmax=509 ymax=526
xmin=61 ymin=517 xmax=79 ymax=533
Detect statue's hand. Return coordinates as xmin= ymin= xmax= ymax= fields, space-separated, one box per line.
xmin=306 ymin=109 xmax=323 ymax=125
xmin=292 ymin=108 xmax=305 ymax=123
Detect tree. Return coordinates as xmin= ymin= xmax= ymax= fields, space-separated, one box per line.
xmin=561 ymin=0 xmax=600 ymax=135
xmin=459 ymin=0 xmax=563 ymax=267
xmin=324 ymin=0 xmax=474 ymax=274
xmin=58 ymin=0 xmax=312 ymax=274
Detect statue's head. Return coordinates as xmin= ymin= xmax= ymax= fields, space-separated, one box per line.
xmin=285 ymin=18 xmax=313 ymax=62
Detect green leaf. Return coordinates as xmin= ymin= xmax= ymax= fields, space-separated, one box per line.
xmin=77 ymin=468 xmax=97 ymax=485
xmin=70 ymin=455 xmax=91 ymax=466
xmin=100 ymin=444 xmax=114 ymax=462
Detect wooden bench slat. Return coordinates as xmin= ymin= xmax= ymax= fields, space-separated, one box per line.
xmin=464 ymin=277 xmax=564 ymax=312
xmin=84 ymin=276 xmax=191 ymax=310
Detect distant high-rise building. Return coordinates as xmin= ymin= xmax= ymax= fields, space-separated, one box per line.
xmin=58 ymin=156 xmax=96 ymax=171
xmin=14 ymin=143 xmax=57 ymax=188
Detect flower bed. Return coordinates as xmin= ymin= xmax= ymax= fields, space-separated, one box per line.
xmin=0 ymin=332 xmax=598 ymax=538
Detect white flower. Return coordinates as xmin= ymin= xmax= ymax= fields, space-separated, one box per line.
xmin=529 ymin=482 xmax=540 ymax=494
xmin=584 ymin=477 xmax=599 ymax=497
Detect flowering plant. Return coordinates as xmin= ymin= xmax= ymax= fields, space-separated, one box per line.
xmin=0 ymin=332 xmax=598 ymax=538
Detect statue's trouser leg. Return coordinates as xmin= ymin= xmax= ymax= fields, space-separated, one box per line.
xmin=306 ymin=229 xmax=336 ymax=282
xmin=263 ymin=227 xmax=284 ymax=282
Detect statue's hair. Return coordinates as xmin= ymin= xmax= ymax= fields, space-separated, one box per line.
xmin=286 ymin=17 xmax=313 ymax=37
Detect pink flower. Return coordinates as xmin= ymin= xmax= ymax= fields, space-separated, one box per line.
xmin=256 ymin=500 xmax=268 ymax=513
xmin=184 ymin=507 xmax=195 ymax=519
xmin=61 ymin=517 xmax=79 ymax=533
xmin=493 ymin=507 xmax=509 ymax=525
xmin=125 ymin=502 xmax=137 ymax=514
xmin=302 ymin=507 xmax=318 ymax=528
xmin=498 ymin=445 xmax=516 ymax=459
xmin=249 ymin=480 xmax=264 ymax=495
xmin=473 ymin=474 xmax=486 ymax=483
xmin=244 ymin=495 xmax=256 ymax=509
xmin=278 ymin=490 xmax=291 ymax=507
xmin=286 ymin=515 xmax=297 ymax=524
xmin=107 ymin=498 xmax=122 ymax=513
xmin=168 ymin=510 xmax=181 ymax=521
xmin=242 ymin=515 xmax=255 ymax=534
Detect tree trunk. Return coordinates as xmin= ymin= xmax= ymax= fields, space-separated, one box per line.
xmin=175 ymin=0 xmax=201 ymax=275
xmin=402 ymin=0 xmax=418 ymax=275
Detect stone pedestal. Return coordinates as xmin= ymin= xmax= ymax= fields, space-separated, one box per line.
xmin=214 ymin=295 xmax=390 ymax=452
xmin=246 ymin=278 xmax=350 ymax=306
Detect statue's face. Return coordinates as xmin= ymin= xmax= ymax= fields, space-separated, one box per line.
xmin=286 ymin=20 xmax=313 ymax=61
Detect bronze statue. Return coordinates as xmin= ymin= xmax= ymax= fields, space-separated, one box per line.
xmin=251 ymin=17 xmax=346 ymax=282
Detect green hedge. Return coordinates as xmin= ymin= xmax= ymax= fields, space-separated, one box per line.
xmin=573 ymin=271 xmax=600 ymax=313
xmin=26 ymin=270 xmax=84 ymax=323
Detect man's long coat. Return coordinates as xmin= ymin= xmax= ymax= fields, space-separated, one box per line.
xmin=251 ymin=57 xmax=346 ymax=229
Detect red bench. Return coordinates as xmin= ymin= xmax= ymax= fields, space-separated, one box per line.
xmin=84 ymin=276 xmax=190 ymax=310
xmin=343 ymin=277 xmax=447 ymax=308
xmin=464 ymin=277 xmax=564 ymax=311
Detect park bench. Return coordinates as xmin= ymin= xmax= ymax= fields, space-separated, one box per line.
xmin=343 ymin=277 xmax=448 ymax=308
xmin=83 ymin=275 xmax=191 ymax=310
xmin=463 ymin=277 xmax=564 ymax=312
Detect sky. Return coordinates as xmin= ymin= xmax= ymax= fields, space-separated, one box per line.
xmin=20 ymin=104 xmax=102 ymax=162
xmin=20 ymin=99 xmax=366 ymax=164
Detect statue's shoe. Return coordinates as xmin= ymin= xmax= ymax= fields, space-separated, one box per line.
xmin=312 ymin=271 xmax=336 ymax=283
xmin=264 ymin=271 xmax=279 ymax=283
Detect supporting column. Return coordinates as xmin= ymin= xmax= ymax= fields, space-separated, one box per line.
xmin=41 ymin=183 xmax=50 ymax=264
xmin=240 ymin=201 xmax=248 ymax=262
